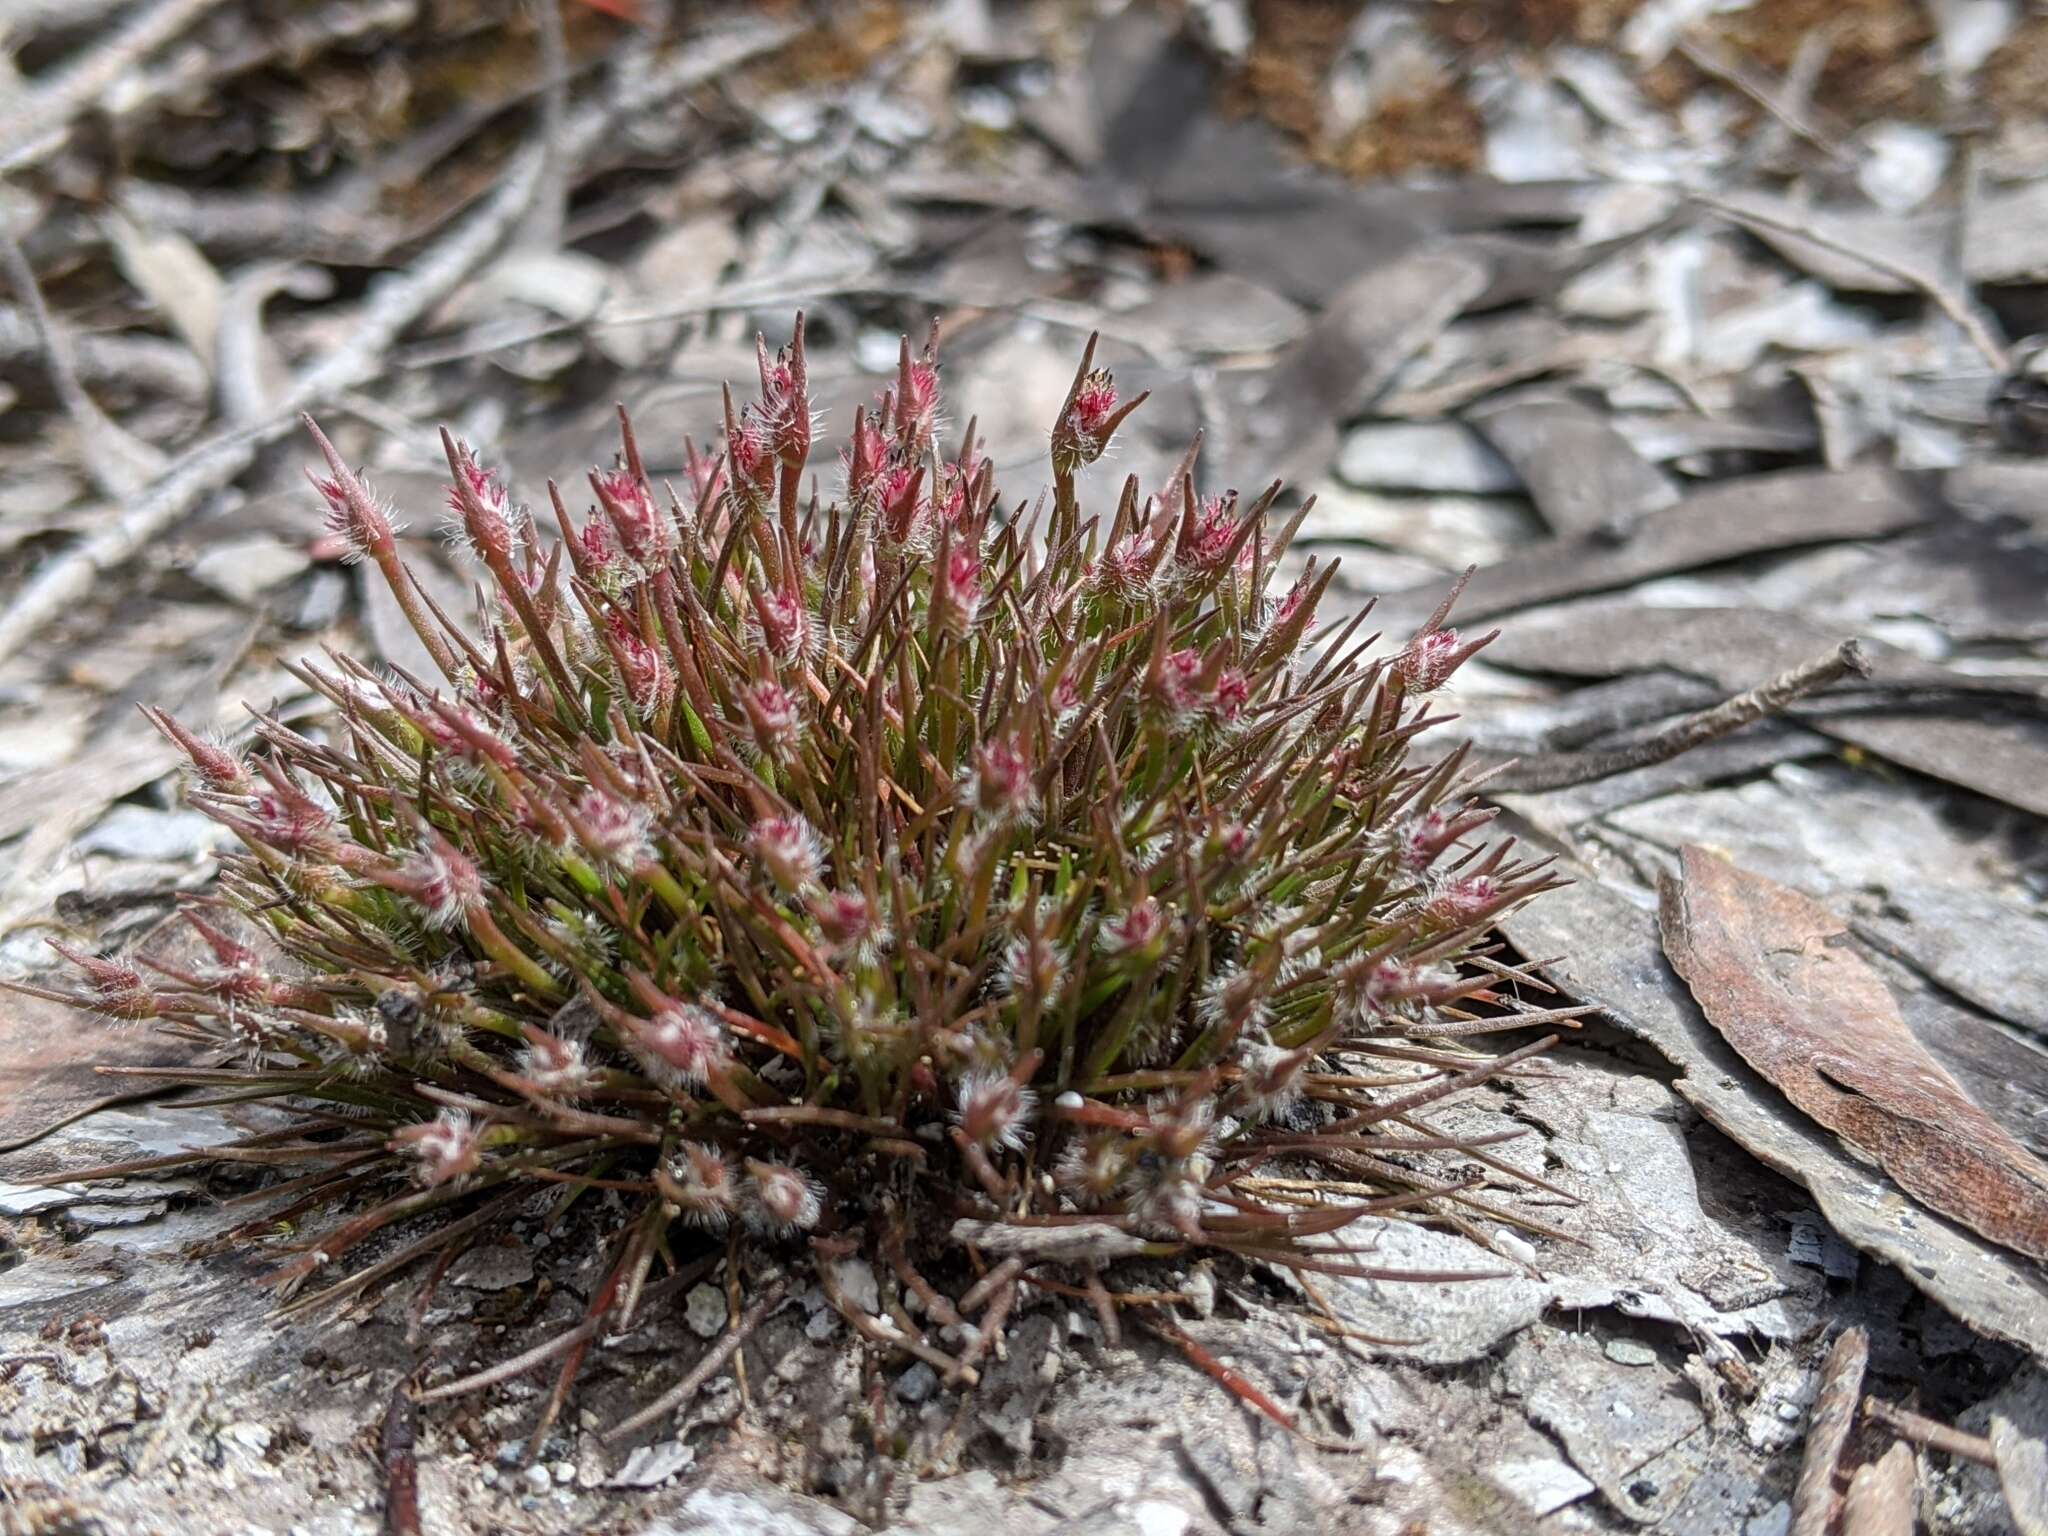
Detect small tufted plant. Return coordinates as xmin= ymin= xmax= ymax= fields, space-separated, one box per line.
xmin=18 ymin=319 xmax=1569 ymax=1440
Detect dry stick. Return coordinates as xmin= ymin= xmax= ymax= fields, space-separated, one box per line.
xmin=1862 ymin=1397 xmax=1998 ymax=1467
xmin=1694 ymin=192 xmax=2010 ymax=373
xmin=0 ymin=0 xmax=227 ymax=172
xmin=381 ymin=1379 xmax=422 ymax=1536
xmin=603 ymin=1281 xmax=789 ymax=1442
xmin=519 ymin=0 xmax=571 ymax=252
xmin=1488 ymin=640 xmax=1870 ymax=793
xmin=0 ymin=18 xmax=798 ymax=667
xmin=1791 ymin=1327 xmax=1871 ymax=1536
xmin=1676 ymin=29 xmax=1848 ymax=165
xmin=0 ymin=232 xmax=166 ymax=497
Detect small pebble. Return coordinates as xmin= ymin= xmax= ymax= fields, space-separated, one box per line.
xmin=520 ymin=1464 xmax=552 ymax=1495
xmin=893 ymin=1361 xmax=939 ymax=1403
xmin=1604 ymin=1339 xmax=1658 ymax=1367
xmin=1495 ymin=1230 xmax=1539 ymax=1266
xmin=684 ymin=1283 xmax=727 ymax=1339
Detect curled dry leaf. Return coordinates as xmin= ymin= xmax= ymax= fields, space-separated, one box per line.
xmin=1658 ymin=845 xmax=2048 ymax=1264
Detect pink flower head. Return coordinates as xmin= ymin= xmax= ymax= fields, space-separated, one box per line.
xmin=842 ymin=408 xmax=888 ymax=504
xmin=444 ymin=445 xmax=517 ymax=566
xmin=143 ymin=708 xmax=247 ymax=792
xmin=1002 ymin=929 xmax=1062 ymax=1002
xmin=1176 ymin=495 xmax=1250 ymax=584
xmin=812 ymin=888 xmax=882 ymax=959
xmin=245 ymin=783 xmax=334 ymax=855
xmin=1052 ymin=346 xmax=1148 ymax=475
xmin=50 ymin=942 xmax=157 ymax=1020
xmin=740 ymin=679 xmax=804 ymax=761
xmin=728 ymin=414 xmax=775 ymax=506
xmin=750 ymin=815 xmax=825 ymax=894
xmin=1424 ymin=874 xmax=1502 ymax=927
xmin=573 ymin=788 xmax=649 ymax=869
xmin=1210 ymin=819 xmax=1255 ymax=862
xmin=929 ymin=466 xmax=970 ymax=530
xmin=1395 ymin=628 xmax=1463 ymax=694
xmin=669 ymin=1142 xmax=738 ymax=1228
xmin=756 ymin=321 xmax=812 ymax=467
xmin=1099 ymin=896 xmax=1168 ymax=958
xmin=743 ymin=1159 xmax=824 ymax=1236
xmin=1055 ymin=1132 xmax=1130 ymax=1205
xmin=1152 ymin=646 xmax=1207 ymax=718
xmin=1269 ymin=570 xmax=1318 ymax=637
xmin=634 ymin=1001 xmax=729 ymax=1087
xmin=877 ymin=456 xmax=927 ymax=548
xmin=1050 ymin=669 xmax=1084 ymax=718
xmin=1337 ymin=956 xmax=1462 ymax=1023
xmin=1235 ymin=1038 xmax=1309 ymax=1119
xmin=968 ymin=737 xmax=1035 ymax=822
xmin=594 ymin=467 xmax=671 ymax=571
xmin=936 ymin=544 xmax=982 ymax=634
xmin=576 ymin=515 xmax=630 ymax=586
xmin=953 ymin=1067 xmax=1037 ymax=1151
xmin=888 ymin=332 xmax=944 ymax=454
xmin=749 ymin=584 xmax=813 ymax=664
xmin=392 ymin=1110 xmax=482 ymax=1187
xmin=310 ymin=470 xmax=398 ymax=564
xmin=1398 ymin=805 xmax=1492 ymax=874
xmin=1089 ymin=532 xmax=1160 ymax=603
xmin=518 ymin=1028 xmax=593 ymax=1097
xmin=1054 ymin=370 xmax=1122 ymax=471
xmin=609 ymin=619 xmax=674 ymax=714
xmin=1212 ymin=668 xmax=1249 ymax=725
xmin=384 ymin=834 xmax=485 ymax=930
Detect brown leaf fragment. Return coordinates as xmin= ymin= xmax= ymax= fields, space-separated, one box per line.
xmin=1842 ymin=1442 xmax=1918 ymax=1536
xmin=1792 ymin=1327 xmax=1869 ymax=1536
xmin=1659 ymin=846 xmax=2048 ymax=1263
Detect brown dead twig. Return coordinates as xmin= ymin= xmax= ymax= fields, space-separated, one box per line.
xmin=1862 ymin=1396 xmax=1997 ymax=1467
xmin=1486 ymin=639 xmax=1870 ymax=792
xmin=1791 ymin=1326 xmax=1869 ymax=1536
xmin=0 ymin=17 xmax=800 ymax=668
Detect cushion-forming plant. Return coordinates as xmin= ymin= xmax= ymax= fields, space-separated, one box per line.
xmin=20 ymin=318 xmax=1567 ymax=1439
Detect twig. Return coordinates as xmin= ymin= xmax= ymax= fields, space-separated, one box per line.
xmin=1694 ymin=192 xmax=2010 ymax=372
xmin=603 ymin=1279 xmax=788 ymax=1442
xmin=0 ymin=17 xmax=799 ymax=668
xmin=0 ymin=302 xmax=209 ymax=401
xmin=0 ymin=232 xmax=166 ymax=497
xmin=1791 ymin=1326 xmax=1869 ymax=1536
xmin=1862 ymin=1397 xmax=1997 ymax=1467
xmin=0 ymin=0 xmax=227 ymax=172
xmin=381 ymin=1379 xmax=422 ymax=1536
xmin=1677 ymin=29 xmax=1848 ymax=166
xmin=1489 ymin=640 xmax=1870 ymax=792
xmin=519 ymin=0 xmax=572 ymax=251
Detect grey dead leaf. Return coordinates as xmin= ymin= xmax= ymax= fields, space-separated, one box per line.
xmin=1497 ymin=861 xmax=2048 ymax=1359
xmin=1466 ymin=391 xmax=1679 ymax=540
xmin=102 ymin=206 xmax=224 ymax=375
xmin=1370 ymin=465 xmax=1934 ymax=636
xmin=1658 ymin=845 xmax=2048 ymax=1264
